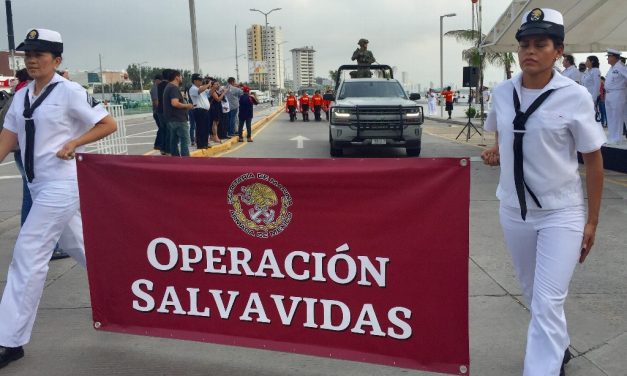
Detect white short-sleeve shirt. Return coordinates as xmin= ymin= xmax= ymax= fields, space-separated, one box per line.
xmin=3 ymin=74 xmax=109 ymax=183
xmin=188 ymin=84 xmax=210 ymax=110
xmin=484 ymin=70 xmax=607 ymax=209
xmin=561 ymin=65 xmax=580 ymax=83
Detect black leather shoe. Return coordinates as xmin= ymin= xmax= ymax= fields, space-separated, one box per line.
xmin=560 ymin=348 xmax=572 ymax=376
xmin=0 ymin=346 xmax=24 ymax=369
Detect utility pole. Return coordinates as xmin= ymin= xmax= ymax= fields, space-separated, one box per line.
xmin=99 ymin=54 xmax=104 ymax=101
xmin=4 ymin=0 xmax=16 ymax=76
xmin=188 ymin=0 xmax=200 ymax=72
xmin=235 ymin=25 xmax=240 ymax=82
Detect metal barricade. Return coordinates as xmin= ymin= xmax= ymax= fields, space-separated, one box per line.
xmin=88 ymin=104 xmax=128 ymax=155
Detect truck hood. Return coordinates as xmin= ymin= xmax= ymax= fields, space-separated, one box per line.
xmin=334 ymin=97 xmax=417 ymax=107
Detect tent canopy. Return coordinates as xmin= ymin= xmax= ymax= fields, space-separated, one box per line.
xmin=482 ymin=0 xmax=627 ymax=53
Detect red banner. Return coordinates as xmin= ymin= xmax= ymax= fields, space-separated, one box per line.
xmin=77 ymin=155 xmax=470 ymax=375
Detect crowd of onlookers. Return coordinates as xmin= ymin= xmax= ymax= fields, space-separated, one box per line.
xmin=150 ymin=69 xmax=259 ymax=157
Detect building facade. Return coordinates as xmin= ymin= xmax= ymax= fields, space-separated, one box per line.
xmin=0 ymin=51 xmax=25 ymax=76
xmin=246 ymin=25 xmax=285 ymax=90
xmin=291 ymin=46 xmax=315 ymax=91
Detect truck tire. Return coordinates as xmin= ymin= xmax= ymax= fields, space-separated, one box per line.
xmin=330 ymin=146 xmax=343 ymax=157
xmin=406 ymin=147 xmax=421 ymax=157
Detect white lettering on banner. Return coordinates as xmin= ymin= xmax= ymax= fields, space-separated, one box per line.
xmin=209 ymin=290 xmax=239 ymax=319
xmin=129 ymin=283 xmax=413 ymax=340
xmin=147 ymin=237 xmax=178 ymax=271
xmin=135 ymin=237 xmax=412 ymax=340
xmin=132 ymin=279 xmax=155 ymax=312
xmin=145 ymin=238 xmax=388 ymax=287
xmin=271 ymin=295 xmax=302 ymax=325
xmin=239 ymin=293 xmax=271 ymax=323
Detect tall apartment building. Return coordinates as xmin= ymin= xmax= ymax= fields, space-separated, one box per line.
xmin=291 ymin=46 xmax=315 ymax=90
xmin=246 ymin=25 xmax=284 ymax=90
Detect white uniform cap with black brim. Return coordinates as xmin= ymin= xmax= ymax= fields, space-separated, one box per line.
xmin=16 ymin=28 xmax=63 ymax=54
xmin=515 ymin=8 xmax=565 ymax=41
xmin=606 ymin=48 xmax=622 ymax=57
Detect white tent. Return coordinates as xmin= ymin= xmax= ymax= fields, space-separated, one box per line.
xmin=482 ymin=0 xmax=627 ymax=53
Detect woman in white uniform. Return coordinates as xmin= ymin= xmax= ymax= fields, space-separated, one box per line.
xmin=480 ymin=9 xmax=606 ymax=376
xmin=581 ymin=55 xmax=601 ymax=105
xmin=427 ymin=88 xmax=437 ymax=116
xmin=0 ymin=28 xmax=117 ymax=368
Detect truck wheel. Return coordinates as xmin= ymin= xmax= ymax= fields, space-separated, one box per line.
xmin=330 ymin=146 xmax=343 ymax=157
xmin=406 ymin=147 xmax=421 ymax=157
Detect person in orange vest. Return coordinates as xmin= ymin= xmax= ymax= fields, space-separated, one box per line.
xmin=311 ymin=90 xmax=324 ymax=121
xmin=285 ymin=91 xmax=297 ymax=122
xmin=322 ymin=89 xmax=333 ymax=121
xmin=299 ymin=92 xmax=311 ymax=122
xmin=441 ymin=86 xmax=455 ymax=120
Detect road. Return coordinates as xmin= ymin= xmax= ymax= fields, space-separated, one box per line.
xmin=0 ymin=108 xmax=626 ymax=375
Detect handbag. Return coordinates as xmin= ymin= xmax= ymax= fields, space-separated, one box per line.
xmin=594 ymin=99 xmax=602 ymax=122
xmin=221 ymin=98 xmax=230 ymax=114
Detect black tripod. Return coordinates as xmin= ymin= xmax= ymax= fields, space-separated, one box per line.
xmin=456 ymin=98 xmax=482 ymax=142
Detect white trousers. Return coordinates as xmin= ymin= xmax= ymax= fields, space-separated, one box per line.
xmin=0 ymin=180 xmax=86 ymax=347
xmin=605 ymin=90 xmax=626 ymax=143
xmin=499 ymin=204 xmax=584 ymax=376
xmin=428 ymin=100 xmax=436 ymax=115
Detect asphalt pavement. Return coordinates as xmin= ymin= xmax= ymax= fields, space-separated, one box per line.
xmin=0 ymin=107 xmax=625 ymax=375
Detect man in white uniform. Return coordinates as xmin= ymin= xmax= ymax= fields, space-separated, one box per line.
xmin=604 ymin=48 xmax=627 ymax=144
xmin=0 ymin=28 xmax=116 ymax=369
xmin=560 ymin=55 xmax=579 ymax=83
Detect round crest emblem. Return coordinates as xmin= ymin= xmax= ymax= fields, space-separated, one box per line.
xmin=27 ymin=29 xmax=39 ymax=40
xmin=228 ymin=173 xmax=293 ymax=238
xmin=528 ymin=8 xmax=544 ymax=22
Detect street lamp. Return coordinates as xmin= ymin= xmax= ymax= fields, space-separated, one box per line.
xmin=440 ymin=12 xmax=456 ymax=117
xmin=278 ymin=41 xmax=288 ymax=92
xmin=249 ymin=8 xmax=281 ymax=93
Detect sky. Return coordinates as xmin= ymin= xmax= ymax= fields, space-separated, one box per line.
xmin=0 ymin=0 xmax=618 ymax=91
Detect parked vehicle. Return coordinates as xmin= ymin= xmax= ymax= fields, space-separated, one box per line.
xmin=326 ymin=65 xmax=424 ymax=157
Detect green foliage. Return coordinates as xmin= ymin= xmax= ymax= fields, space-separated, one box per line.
xmin=444 ymin=30 xmax=515 ymax=79
xmin=465 ymin=106 xmax=477 ymax=118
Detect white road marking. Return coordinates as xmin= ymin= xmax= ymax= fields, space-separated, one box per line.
xmin=290 ymin=135 xmax=310 ymax=149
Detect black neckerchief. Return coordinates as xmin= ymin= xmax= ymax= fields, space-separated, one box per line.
xmin=23 ymin=81 xmax=60 ymax=183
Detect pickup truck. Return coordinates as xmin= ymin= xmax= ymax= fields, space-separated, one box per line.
xmin=326 ymin=65 xmax=424 ymax=157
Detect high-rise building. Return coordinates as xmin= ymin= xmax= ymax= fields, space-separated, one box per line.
xmin=246 ymin=25 xmax=284 ymax=90
xmin=291 ymin=46 xmax=315 ymax=91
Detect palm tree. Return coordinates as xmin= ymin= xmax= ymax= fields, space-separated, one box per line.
xmin=445 ymin=29 xmax=516 ymax=85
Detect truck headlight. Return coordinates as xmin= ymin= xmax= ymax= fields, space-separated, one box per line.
xmin=403 ymin=108 xmax=422 ymax=123
xmin=332 ymin=108 xmax=352 ymax=123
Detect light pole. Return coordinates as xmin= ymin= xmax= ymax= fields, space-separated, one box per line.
xmin=4 ymin=0 xmax=16 ymax=76
xmin=249 ymin=8 xmax=281 ymax=93
xmin=137 ymin=61 xmax=148 ymax=103
xmin=440 ymin=13 xmax=456 ymax=117
xmin=188 ymin=0 xmax=199 ymax=73
xmin=277 ymin=41 xmax=288 ymax=92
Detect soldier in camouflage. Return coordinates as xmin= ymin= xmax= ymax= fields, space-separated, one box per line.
xmin=350 ymin=39 xmax=376 ymax=78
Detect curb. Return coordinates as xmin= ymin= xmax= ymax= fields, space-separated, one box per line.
xmin=425 ymin=116 xmax=476 ymax=127
xmin=190 ymin=107 xmax=284 ymax=158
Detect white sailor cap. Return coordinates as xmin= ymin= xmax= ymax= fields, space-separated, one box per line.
xmin=516 ymin=8 xmax=565 ymax=41
xmin=606 ymin=48 xmax=622 ymax=57
xmin=16 ymin=28 xmax=63 ymax=54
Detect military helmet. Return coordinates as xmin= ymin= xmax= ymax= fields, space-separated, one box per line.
xmin=358 ymin=38 xmax=369 ymax=46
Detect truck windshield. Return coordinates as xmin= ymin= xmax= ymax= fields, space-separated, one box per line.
xmin=338 ymin=81 xmax=407 ymax=99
